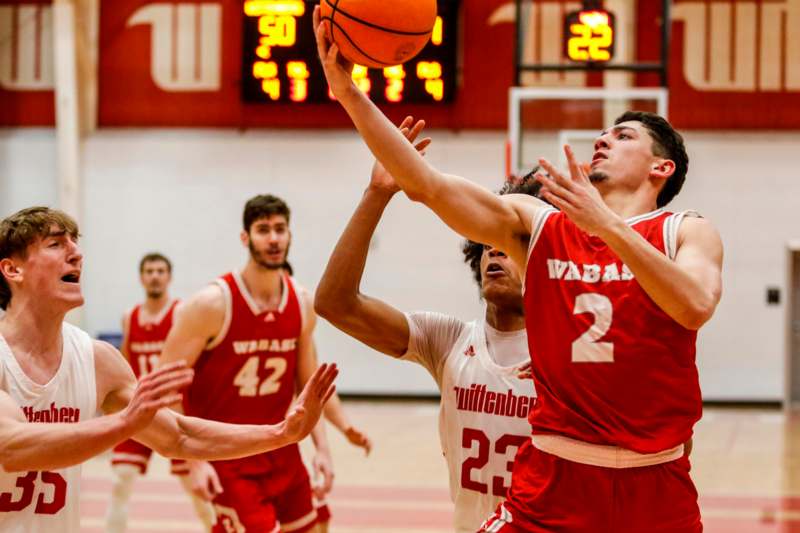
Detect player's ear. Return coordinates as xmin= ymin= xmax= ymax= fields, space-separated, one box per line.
xmin=0 ymin=257 xmax=23 ymax=284
xmin=240 ymin=229 xmax=250 ymax=247
xmin=649 ymin=158 xmax=675 ymax=182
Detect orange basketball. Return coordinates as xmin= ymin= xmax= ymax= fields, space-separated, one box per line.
xmin=320 ymin=0 xmax=437 ymax=69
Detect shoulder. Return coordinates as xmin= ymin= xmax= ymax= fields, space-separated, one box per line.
xmin=182 ymin=283 xmax=227 ymax=319
xmin=93 ymin=340 xmax=135 ymax=399
xmin=407 ymin=311 xmax=468 ymax=341
xmin=291 ymin=280 xmax=316 ymax=332
xmin=677 ymin=214 xmax=722 ymax=249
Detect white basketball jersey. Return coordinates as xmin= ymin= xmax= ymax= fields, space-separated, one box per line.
xmin=0 ymin=322 xmax=97 ymax=533
xmin=404 ymin=313 xmax=535 ymax=533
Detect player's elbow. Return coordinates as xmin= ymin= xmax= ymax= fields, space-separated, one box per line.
xmin=314 ymin=290 xmax=353 ymax=324
xmin=679 ymin=296 xmax=718 ymax=331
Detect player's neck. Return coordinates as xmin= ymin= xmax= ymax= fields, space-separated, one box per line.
xmin=601 ymin=188 xmax=659 ymax=220
xmin=485 ymin=303 xmax=525 ymax=332
xmin=0 ymin=297 xmax=65 ymax=360
xmin=142 ymin=293 xmax=171 ymax=315
xmin=240 ymin=261 xmax=284 ymax=309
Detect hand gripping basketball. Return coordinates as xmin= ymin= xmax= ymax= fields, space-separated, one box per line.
xmin=120 ymin=361 xmax=194 ymax=434
xmin=282 ymin=363 xmax=338 ymax=443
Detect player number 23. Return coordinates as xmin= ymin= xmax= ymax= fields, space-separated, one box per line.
xmin=461 ymin=429 xmax=527 ymax=497
xmin=572 ymin=293 xmax=614 ymax=363
xmin=233 ymin=356 xmax=287 ymax=397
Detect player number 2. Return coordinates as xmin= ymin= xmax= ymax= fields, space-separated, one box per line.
xmin=233 ymin=356 xmax=287 ymax=397
xmin=571 ymin=293 xmax=614 ymax=363
xmin=0 ymin=471 xmax=67 ymax=514
xmin=461 ymin=428 xmax=527 ymax=497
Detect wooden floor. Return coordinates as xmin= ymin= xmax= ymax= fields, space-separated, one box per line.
xmin=80 ymin=401 xmax=800 ymax=532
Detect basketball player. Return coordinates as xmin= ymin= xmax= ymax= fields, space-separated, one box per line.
xmin=158 ymin=194 xmax=354 ymax=533
xmin=105 ymin=253 xmax=214 ymax=533
xmin=316 ymin=13 xmax=723 ymax=531
xmin=315 ymin=124 xmax=541 ymax=532
xmin=0 ymin=206 xmax=337 ymax=533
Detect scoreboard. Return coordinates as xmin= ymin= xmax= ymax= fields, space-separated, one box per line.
xmin=242 ymin=0 xmax=459 ymax=104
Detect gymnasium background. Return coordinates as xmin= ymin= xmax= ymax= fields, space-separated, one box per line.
xmin=2 ymin=0 xmax=799 ymax=401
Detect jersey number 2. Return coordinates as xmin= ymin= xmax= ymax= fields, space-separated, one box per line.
xmin=233 ymin=356 xmax=287 ymax=397
xmin=572 ymin=293 xmax=614 ymax=363
xmin=0 ymin=471 xmax=66 ymax=514
xmin=461 ymin=429 xmax=527 ymax=497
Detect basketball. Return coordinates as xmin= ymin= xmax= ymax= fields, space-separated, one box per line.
xmin=320 ymin=0 xmax=437 ymax=69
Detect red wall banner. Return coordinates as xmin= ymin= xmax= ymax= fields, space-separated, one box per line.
xmin=2 ymin=0 xmax=798 ymax=129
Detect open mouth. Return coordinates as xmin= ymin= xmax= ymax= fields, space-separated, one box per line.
xmin=61 ymin=273 xmax=80 ymax=284
xmin=485 ymin=263 xmax=506 ymax=278
xmin=592 ymin=152 xmax=608 ymax=163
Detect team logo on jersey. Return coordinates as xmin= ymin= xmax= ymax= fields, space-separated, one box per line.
xmin=264 ymin=312 xmax=276 ymax=323
xmin=453 ymin=384 xmax=536 ymax=419
xmin=232 ymin=337 xmax=297 ymax=355
xmin=547 ymin=258 xmax=634 ymax=283
xmin=22 ymin=403 xmax=81 ymax=423
xmin=463 ymin=345 xmax=476 ymax=357
xmin=130 ymin=340 xmax=165 ymax=353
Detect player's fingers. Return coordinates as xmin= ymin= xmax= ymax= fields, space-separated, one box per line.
xmin=414 ymin=138 xmax=432 ymax=152
xmin=322 ymin=384 xmax=336 ymax=405
xmin=407 ymin=119 xmax=426 ymax=142
xmin=313 ymin=5 xmax=320 ymax=31
xmin=141 ymin=369 xmax=193 ymax=397
xmin=315 ymin=18 xmax=330 ymax=59
xmin=209 ymin=470 xmax=224 ymax=496
xmin=538 ymin=158 xmax=575 ymax=192
xmin=564 ymin=145 xmax=584 ymax=182
xmin=398 ymin=116 xmax=414 ymax=131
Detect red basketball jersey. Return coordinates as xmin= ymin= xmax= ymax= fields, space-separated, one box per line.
xmin=185 ymin=271 xmax=303 ymax=472
xmin=125 ymin=300 xmax=179 ymax=379
xmin=524 ymin=208 xmax=702 ymax=454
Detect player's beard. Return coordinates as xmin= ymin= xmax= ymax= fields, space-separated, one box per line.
xmin=146 ymin=287 xmax=165 ymax=299
xmin=588 ymin=170 xmax=609 ymax=183
xmin=249 ymin=241 xmax=290 ymax=271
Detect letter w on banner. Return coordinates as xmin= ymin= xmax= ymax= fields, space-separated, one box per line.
xmin=127 ymin=2 xmax=220 ymax=91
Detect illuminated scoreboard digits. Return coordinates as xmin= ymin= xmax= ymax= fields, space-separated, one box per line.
xmin=564 ymin=8 xmax=615 ymax=63
xmin=242 ymin=0 xmax=458 ymax=104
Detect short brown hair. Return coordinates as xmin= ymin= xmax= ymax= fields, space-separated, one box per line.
xmin=139 ymin=252 xmax=172 ymax=274
xmin=0 ymin=207 xmax=80 ymax=309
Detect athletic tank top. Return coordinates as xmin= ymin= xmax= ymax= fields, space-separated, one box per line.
xmin=124 ymin=300 xmax=179 ymax=378
xmin=523 ymin=208 xmax=701 ymax=453
xmin=0 ymin=322 xmax=97 ymax=533
xmin=405 ymin=313 xmax=535 ymax=533
xmin=185 ymin=271 xmax=303 ymax=474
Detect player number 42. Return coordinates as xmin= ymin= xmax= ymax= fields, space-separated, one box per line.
xmin=233 ymin=356 xmax=287 ymax=397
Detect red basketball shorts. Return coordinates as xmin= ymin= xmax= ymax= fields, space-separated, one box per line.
xmin=478 ymin=440 xmax=702 ymax=532
xmin=211 ymin=465 xmax=318 ymax=533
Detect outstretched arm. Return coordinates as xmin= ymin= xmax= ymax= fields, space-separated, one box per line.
xmin=313 ymin=8 xmax=538 ymax=265
xmin=0 ymin=360 xmax=193 ymax=472
xmin=315 ymin=117 xmax=428 ymax=357
xmin=98 ymin=341 xmax=338 ymax=461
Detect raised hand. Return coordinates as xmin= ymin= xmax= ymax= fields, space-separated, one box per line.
xmin=186 ymin=459 xmax=223 ymax=501
xmin=314 ymin=6 xmax=355 ymax=98
xmin=343 ymin=425 xmax=372 ymax=455
xmin=535 ymin=145 xmax=620 ymax=237
xmin=282 ymin=363 xmax=338 ymax=443
xmin=370 ymin=115 xmax=432 ymax=193
xmin=120 ymin=361 xmax=193 ymax=434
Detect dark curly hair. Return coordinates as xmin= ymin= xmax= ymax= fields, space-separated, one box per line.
xmin=461 ymin=169 xmax=542 ymax=291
